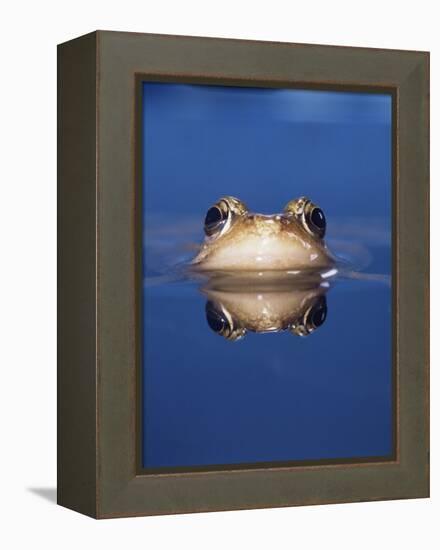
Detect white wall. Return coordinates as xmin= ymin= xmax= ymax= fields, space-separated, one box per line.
xmin=0 ymin=1 xmax=436 ymax=548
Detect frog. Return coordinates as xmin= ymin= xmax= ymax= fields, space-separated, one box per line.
xmin=191 ymin=196 xmax=334 ymax=272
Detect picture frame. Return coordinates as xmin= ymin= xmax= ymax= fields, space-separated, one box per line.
xmin=57 ymin=30 xmax=429 ymax=518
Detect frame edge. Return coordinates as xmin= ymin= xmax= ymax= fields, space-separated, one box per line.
xmin=57 ymin=31 xmax=99 ymax=519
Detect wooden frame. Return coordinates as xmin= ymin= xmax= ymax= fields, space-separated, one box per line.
xmin=58 ymin=30 xmax=429 ymax=519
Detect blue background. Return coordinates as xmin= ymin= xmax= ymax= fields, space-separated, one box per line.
xmin=142 ymin=82 xmax=393 ymax=468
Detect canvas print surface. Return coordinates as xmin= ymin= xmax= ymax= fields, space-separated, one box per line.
xmin=141 ymin=81 xmax=393 ymax=471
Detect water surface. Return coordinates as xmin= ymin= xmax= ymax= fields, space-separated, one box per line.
xmin=141 ymin=82 xmax=393 ymax=470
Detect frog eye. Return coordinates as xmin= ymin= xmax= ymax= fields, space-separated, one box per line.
xmin=290 ymin=295 xmax=327 ymax=336
xmin=205 ymin=301 xmax=246 ymax=341
xmin=284 ymin=197 xmax=326 ymax=238
xmin=306 ymin=295 xmax=327 ymax=329
xmin=307 ymin=206 xmax=326 ymax=238
xmin=204 ymin=206 xmax=226 ymax=236
xmin=204 ymin=196 xmax=248 ymax=237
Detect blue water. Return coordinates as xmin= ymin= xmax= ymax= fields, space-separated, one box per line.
xmin=141 ymin=82 xmax=393 ymax=469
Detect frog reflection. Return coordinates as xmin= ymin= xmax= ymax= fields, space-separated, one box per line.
xmin=192 ymin=196 xmax=334 ymax=272
xmin=203 ymin=282 xmax=329 ymax=341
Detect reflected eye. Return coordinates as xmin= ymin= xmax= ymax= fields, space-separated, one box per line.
xmin=291 ymin=295 xmax=328 ymax=337
xmin=204 ymin=206 xmax=226 ymax=236
xmin=205 ymin=301 xmax=246 ymax=341
xmin=306 ymin=206 xmax=326 ymax=238
xmin=206 ymin=301 xmax=227 ymax=333
xmin=306 ymin=296 xmax=327 ymax=330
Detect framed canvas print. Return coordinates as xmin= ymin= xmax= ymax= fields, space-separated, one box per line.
xmin=58 ymin=31 xmax=429 ymax=518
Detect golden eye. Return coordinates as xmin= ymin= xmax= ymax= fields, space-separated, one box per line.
xmin=204 ymin=206 xmax=226 ymax=236
xmin=284 ymin=197 xmax=326 ymax=238
xmin=306 ymin=206 xmax=326 ymax=238
xmin=203 ymin=196 xmax=248 ymax=237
